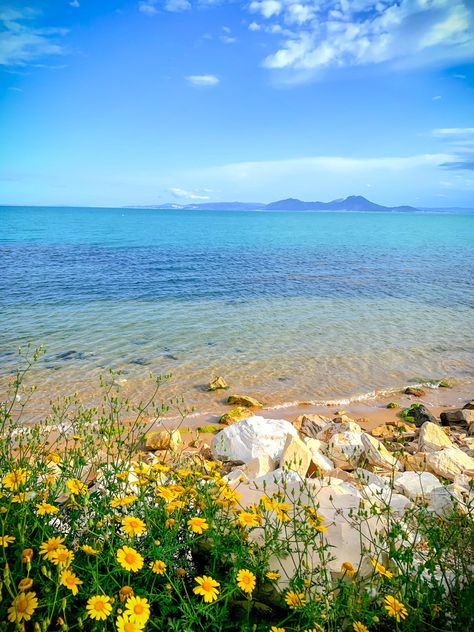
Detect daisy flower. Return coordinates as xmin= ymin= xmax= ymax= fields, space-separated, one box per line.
xmin=284 ymin=590 xmax=306 ymax=609
xmin=187 ymin=517 xmax=209 ymax=534
xmin=7 ymin=592 xmax=38 ymax=623
xmin=236 ymin=569 xmax=256 ymax=594
xmin=60 ymin=569 xmax=83 ymax=595
xmin=124 ymin=595 xmax=150 ymax=625
xmin=121 ymin=516 xmax=147 ymax=537
xmin=117 ymin=546 xmax=144 ymax=572
xmin=149 ymin=560 xmax=167 ymax=575
xmin=384 ymin=595 xmax=408 ymax=622
xmin=193 ymin=575 xmax=220 ymax=603
xmin=86 ymin=595 xmax=112 ymax=620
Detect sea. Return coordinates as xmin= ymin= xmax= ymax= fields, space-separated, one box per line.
xmin=1 ymin=205 xmax=473 ymax=417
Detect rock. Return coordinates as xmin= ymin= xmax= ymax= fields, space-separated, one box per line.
xmin=145 ymin=428 xmax=182 ymax=451
xmin=280 ymin=434 xmax=312 ymax=477
xmin=393 ymin=471 xmax=441 ymax=499
xmin=399 ymin=452 xmax=429 ymax=472
xmin=405 ymin=387 xmax=426 ymax=397
xmin=386 ymin=402 xmax=399 ymax=409
xmin=211 ymin=415 xmax=297 ymax=463
xmin=292 ymin=414 xmax=330 ymax=438
xmin=227 ymin=394 xmax=263 ymax=408
xmin=304 ymin=439 xmax=334 ymax=474
xmin=438 ymin=379 xmax=452 ymax=388
xmin=317 ymin=420 xmax=362 ymax=442
xmin=363 ymin=485 xmax=413 ymax=516
xmin=469 ymin=423 xmax=474 ymax=437
xmin=463 ymin=399 xmax=474 ymax=410
xmin=418 ymin=422 xmax=453 ymax=452
xmin=429 ymin=484 xmax=472 ymax=517
xmin=354 ymin=468 xmax=390 ymax=488
xmin=426 ymin=447 xmax=474 ymax=481
xmin=360 ymin=433 xmax=401 ymax=470
xmin=371 ymin=420 xmax=415 ymax=440
xmin=208 ymin=376 xmax=228 ymax=391
xmin=254 ymin=468 xmax=304 ymax=487
xmin=241 ymin=455 xmax=276 ymax=480
xmin=326 ymin=431 xmax=364 ymax=470
xmin=400 ymin=403 xmax=438 ymax=427
xmin=219 ymin=407 xmax=249 ymax=425
xmin=332 ymin=414 xmax=358 ymax=424
xmin=440 ymin=409 xmax=474 ymax=429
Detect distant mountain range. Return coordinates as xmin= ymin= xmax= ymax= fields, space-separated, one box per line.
xmin=130 ymin=195 xmax=419 ymax=212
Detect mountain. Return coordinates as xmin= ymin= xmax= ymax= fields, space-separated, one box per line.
xmin=130 ymin=195 xmax=420 ymax=212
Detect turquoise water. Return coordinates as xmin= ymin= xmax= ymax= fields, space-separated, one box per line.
xmin=1 ymin=206 xmax=473 ymax=411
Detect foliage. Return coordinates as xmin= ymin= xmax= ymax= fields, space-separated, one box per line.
xmin=0 ymin=349 xmax=473 ymax=631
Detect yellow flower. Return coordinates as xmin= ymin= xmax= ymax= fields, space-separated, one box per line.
xmin=371 ymin=559 xmax=393 ymax=579
xmin=2 ymin=468 xmax=27 ymax=491
xmin=237 ymin=511 xmax=261 ymax=528
xmin=22 ymin=548 xmax=33 ymax=563
xmin=236 ymin=569 xmax=256 ymax=594
xmin=266 ymin=570 xmax=281 ymax=581
xmin=50 ymin=546 xmax=74 ymax=567
xmin=285 ymin=590 xmax=306 ymax=609
xmin=110 ymin=495 xmax=138 ymax=508
xmin=18 ymin=577 xmax=34 ymax=591
xmin=81 ymin=544 xmax=100 ymax=555
xmin=119 ymin=586 xmax=134 ymax=602
xmin=124 ymin=595 xmax=150 ymax=624
xmin=193 ymin=575 xmax=220 ymax=603
xmin=353 ymin=622 xmax=369 ymax=632
xmin=46 ymin=453 xmax=62 ymax=464
xmin=7 ymin=591 xmax=38 ymax=623
xmin=40 ymin=536 xmax=65 ymax=561
xmin=383 ymin=595 xmax=408 ymax=622
xmin=165 ymin=518 xmax=175 ymax=529
xmin=12 ymin=491 xmax=32 ymax=503
xmin=121 ymin=516 xmax=147 ymax=537
xmin=116 ymin=614 xmax=145 ymax=632
xmin=36 ymin=502 xmax=59 ymax=515
xmin=66 ymin=478 xmax=88 ymax=495
xmin=86 ymin=595 xmax=112 ymax=620
xmin=304 ymin=628 xmax=323 ymax=632
xmin=270 ymin=627 xmax=285 ymax=632
xmin=117 ymin=546 xmax=144 ymax=572
xmin=341 ymin=561 xmax=355 ymax=576
xmin=0 ymin=535 xmax=15 ymax=547
xmin=187 ymin=517 xmax=209 ymax=534
xmin=149 ymin=560 xmax=167 ymax=575
xmin=60 ymin=569 xmax=83 ymax=595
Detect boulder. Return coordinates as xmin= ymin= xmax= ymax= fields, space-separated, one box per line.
xmin=280 ymin=434 xmax=312 ymax=477
xmin=418 ymin=422 xmax=453 ymax=452
xmin=241 ymin=455 xmax=276 ymax=480
xmin=363 ymin=485 xmax=412 ymax=516
xmin=401 ymin=404 xmax=438 ymax=427
xmin=360 ymin=433 xmax=401 ymax=470
xmin=354 ymin=468 xmax=390 ymax=489
xmin=426 ymin=447 xmax=474 ymax=481
xmin=219 ymin=407 xmax=249 ymax=425
xmin=227 ymin=394 xmax=263 ymax=408
xmin=399 ymin=452 xmax=429 ymax=472
xmin=429 ymin=484 xmax=472 ymax=517
xmin=145 ymin=428 xmax=182 ymax=451
xmin=463 ymin=399 xmax=474 ymax=410
xmin=405 ymin=387 xmax=426 ymax=397
xmin=293 ymin=414 xmax=330 ymax=438
xmin=317 ymin=420 xmax=362 ymax=442
xmin=326 ymin=431 xmax=364 ymax=470
xmin=393 ymin=471 xmax=441 ymax=500
xmin=208 ymin=376 xmax=228 ymax=391
xmin=440 ymin=409 xmax=474 ymax=429
xmin=211 ymin=415 xmax=297 ymax=463
xmin=371 ymin=420 xmax=415 ymax=440
xmin=304 ymin=439 xmax=334 ymax=474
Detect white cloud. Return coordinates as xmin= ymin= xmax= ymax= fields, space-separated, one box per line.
xmin=69 ymin=1 xmax=80 ymax=8
xmin=185 ymin=73 xmax=219 ymax=86
xmin=248 ymin=21 xmax=261 ymax=31
xmin=432 ymin=128 xmax=474 ymax=136
xmin=245 ymin=0 xmax=474 ymax=77
xmin=170 ymin=187 xmax=210 ymax=199
xmin=432 ymin=95 xmax=442 ymax=100
xmin=138 ymin=0 xmax=191 ymax=14
xmin=0 ymin=7 xmax=68 ymax=66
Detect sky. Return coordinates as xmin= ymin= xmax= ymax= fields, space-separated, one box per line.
xmin=0 ymin=0 xmax=473 ymax=207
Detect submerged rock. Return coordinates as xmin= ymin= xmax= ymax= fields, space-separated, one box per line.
xmin=405 ymin=387 xmax=426 ymax=397
xmin=211 ymin=415 xmax=297 ymax=463
xmin=401 ymin=403 xmax=438 ymax=427
xmin=208 ymin=376 xmax=228 ymax=391
xmin=227 ymin=394 xmax=263 ymax=408
xmin=219 ymin=407 xmax=249 ymax=425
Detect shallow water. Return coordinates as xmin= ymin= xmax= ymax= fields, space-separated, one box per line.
xmin=1 ymin=206 xmax=473 ymax=414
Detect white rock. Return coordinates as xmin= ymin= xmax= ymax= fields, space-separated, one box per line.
xmin=211 ymin=415 xmax=297 ymax=463
xmin=354 ymin=468 xmax=390 ymax=489
xmin=393 ymin=471 xmax=441 ymax=499
xmin=363 ymin=485 xmax=413 ymax=515
xmin=280 ymin=434 xmax=312 ymax=476
xmin=254 ymin=468 xmax=304 ymax=487
xmin=305 ymin=439 xmax=334 ymax=473
xmin=429 ymin=484 xmax=472 ymax=516
xmin=418 ymin=422 xmax=453 ymax=452
xmin=317 ymin=421 xmax=362 ymax=442
xmin=241 ymin=455 xmax=276 ymax=481
xmin=361 ymin=433 xmax=401 ymax=470
xmin=326 ymin=431 xmax=364 ymax=470
xmin=426 ymin=447 xmax=474 ymax=481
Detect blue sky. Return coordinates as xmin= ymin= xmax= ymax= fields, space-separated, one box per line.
xmin=1 ymin=0 xmax=473 ymax=207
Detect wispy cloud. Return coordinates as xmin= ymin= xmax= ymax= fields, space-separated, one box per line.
xmin=185 ymin=73 xmax=219 ymax=86
xmin=170 ymin=187 xmax=210 ymax=200
xmin=432 ymin=127 xmax=474 ymax=170
xmin=138 ymin=0 xmax=191 ymax=15
xmin=69 ymin=1 xmax=80 ymax=8
xmin=246 ymin=0 xmax=474 ymax=80
xmin=0 ymin=7 xmax=68 ymax=67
